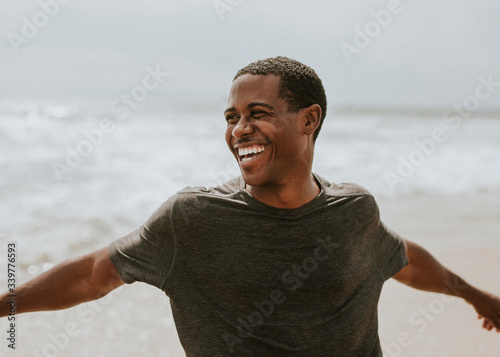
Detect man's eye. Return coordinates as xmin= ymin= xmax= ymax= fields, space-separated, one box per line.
xmin=225 ymin=115 xmax=239 ymax=124
xmin=251 ymin=110 xmax=266 ymax=118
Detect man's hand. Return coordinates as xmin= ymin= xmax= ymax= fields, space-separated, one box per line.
xmin=467 ymin=290 xmax=500 ymax=332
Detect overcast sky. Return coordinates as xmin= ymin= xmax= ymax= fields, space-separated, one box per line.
xmin=2 ymin=0 xmax=500 ymax=113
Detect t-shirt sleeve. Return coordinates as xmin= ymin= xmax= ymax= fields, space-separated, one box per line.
xmin=369 ymin=198 xmax=408 ymax=281
xmin=109 ymin=195 xmax=177 ymax=290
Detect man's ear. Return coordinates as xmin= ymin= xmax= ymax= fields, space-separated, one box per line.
xmin=302 ymin=104 xmax=322 ymax=136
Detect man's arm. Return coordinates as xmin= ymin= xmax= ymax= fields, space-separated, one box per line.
xmin=393 ymin=239 xmax=500 ymax=332
xmin=0 ymin=246 xmax=124 ymax=317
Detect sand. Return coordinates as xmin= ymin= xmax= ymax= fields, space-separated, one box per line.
xmin=377 ymin=193 xmax=500 ymax=356
xmin=1 ymin=193 xmax=499 ymax=356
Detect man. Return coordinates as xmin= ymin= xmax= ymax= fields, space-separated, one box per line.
xmin=1 ymin=56 xmax=499 ymax=356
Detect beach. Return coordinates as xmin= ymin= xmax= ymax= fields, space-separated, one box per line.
xmin=0 ymin=108 xmax=499 ymax=356
xmin=3 ymin=1 xmax=500 ymax=354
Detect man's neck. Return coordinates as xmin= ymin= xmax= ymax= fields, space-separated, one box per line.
xmin=246 ymin=174 xmax=320 ymax=209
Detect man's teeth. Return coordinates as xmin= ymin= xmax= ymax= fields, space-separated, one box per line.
xmin=238 ymin=146 xmax=266 ymax=157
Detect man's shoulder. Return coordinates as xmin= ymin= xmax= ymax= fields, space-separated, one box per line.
xmin=176 ymin=176 xmax=242 ymax=198
xmin=171 ymin=177 xmax=243 ymax=210
xmin=314 ymin=174 xmax=380 ymax=219
xmin=148 ymin=178 xmax=242 ymax=223
xmin=315 ymin=174 xmax=374 ymax=198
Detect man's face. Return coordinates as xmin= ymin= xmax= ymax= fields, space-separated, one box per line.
xmin=224 ymin=74 xmax=309 ymax=187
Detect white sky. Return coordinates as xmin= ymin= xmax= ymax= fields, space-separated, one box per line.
xmin=1 ymin=0 xmax=500 ymax=112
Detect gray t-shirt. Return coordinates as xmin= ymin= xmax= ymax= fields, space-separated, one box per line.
xmin=109 ymin=174 xmax=408 ymax=356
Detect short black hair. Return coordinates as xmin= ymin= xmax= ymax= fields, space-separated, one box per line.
xmin=234 ymin=56 xmax=327 ymax=142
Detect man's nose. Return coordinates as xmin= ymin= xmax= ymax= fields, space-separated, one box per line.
xmin=232 ymin=117 xmax=254 ymax=138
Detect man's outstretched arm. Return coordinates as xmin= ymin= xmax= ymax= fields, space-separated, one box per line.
xmin=0 ymin=246 xmax=124 ymax=317
xmin=392 ymin=239 xmax=500 ymax=332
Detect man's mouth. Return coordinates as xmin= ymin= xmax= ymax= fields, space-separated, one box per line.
xmin=237 ymin=144 xmax=267 ymax=163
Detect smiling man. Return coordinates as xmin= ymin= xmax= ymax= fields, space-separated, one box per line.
xmin=224 ymin=72 xmax=322 ymax=208
xmin=1 ymin=56 xmax=499 ymax=356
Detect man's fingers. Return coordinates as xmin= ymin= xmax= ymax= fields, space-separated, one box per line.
xmin=482 ymin=319 xmax=494 ymax=331
xmin=484 ymin=315 xmax=500 ymax=331
xmin=484 ymin=318 xmax=500 ymax=331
